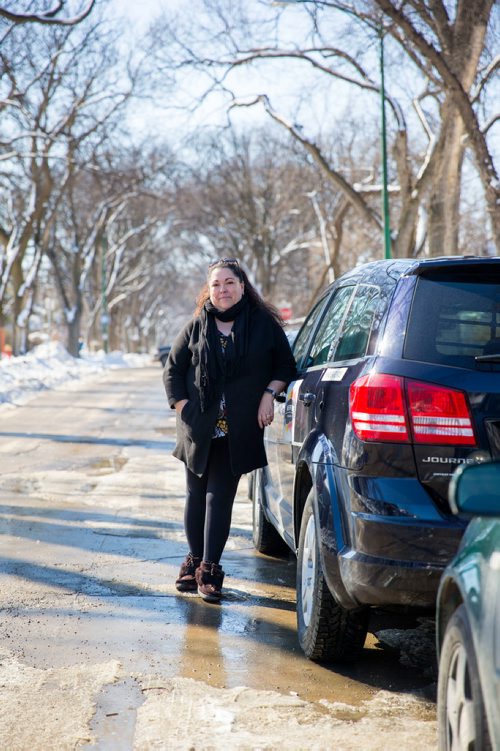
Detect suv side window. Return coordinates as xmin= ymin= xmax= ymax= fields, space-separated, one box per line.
xmin=307 ymin=286 xmax=354 ymax=367
xmin=292 ymin=297 xmax=327 ymax=371
xmin=333 ymin=284 xmax=380 ymax=361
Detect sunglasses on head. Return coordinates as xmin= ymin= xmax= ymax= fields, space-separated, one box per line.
xmin=208 ymin=258 xmax=239 ymax=269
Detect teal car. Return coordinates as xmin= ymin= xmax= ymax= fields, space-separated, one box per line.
xmin=436 ymin=461 xmax=500 ymax=751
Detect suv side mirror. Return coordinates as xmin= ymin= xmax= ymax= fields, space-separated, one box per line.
xmin=449 ymin=461 xmax=500 ymax=516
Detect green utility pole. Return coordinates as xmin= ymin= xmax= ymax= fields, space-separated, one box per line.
xmin=101 ymin=233 xmax=109 ymax=353
xmin=379 ymin=29 xmax=392 ymax=259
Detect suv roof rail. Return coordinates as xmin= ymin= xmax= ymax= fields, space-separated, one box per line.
xmin=403 ymin=255 xmax=500 ymax=276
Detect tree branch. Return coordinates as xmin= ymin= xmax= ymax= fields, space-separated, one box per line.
xmin=374 ymin=0 xmax=499 ymax=218
xmin=227 ymin=46 xmax=405 ymax=128
xmin=230 ymin=94 xmax=382 ymax=230
xmin=483 ymin=114 xmax=500 ymax=135
xmin=472 ymin=54 xmax=500 ymax=101
xmin=0 ymin=1 xmax=95 ymax=26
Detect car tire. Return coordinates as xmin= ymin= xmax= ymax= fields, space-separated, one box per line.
xmin=296 ymin=490 xmax=368 ymax=663
xmin=252 ymin=470 xmax=289 ymax=556
xmin=437 ymin=604 xmax=492 ymax=751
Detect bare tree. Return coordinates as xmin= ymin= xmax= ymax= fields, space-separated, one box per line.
xmin=0 ymin=11 xmax=180 ymax=357
xmin=170 ymin=127 xmax=376 ymax=315
xmin=0 ymin=24 xmax=75 ymax=353
xmin=0 ymin=1 xmax=95 ymax=26
xmin=48 ymin=176 xmax=143 ymax=356
xmin=149 ymin=0 xmax=499 ymax=257
xmin=74 ymin=144 xmax=180 ymax=354
xmin=0 ymin=12 xmax=137 ymax=354
xmin=369 ymin=0 xmax=499 ymax=254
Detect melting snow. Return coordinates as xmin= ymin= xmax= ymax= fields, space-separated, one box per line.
xmin=0 ymin=341 xmax=151 ymax=411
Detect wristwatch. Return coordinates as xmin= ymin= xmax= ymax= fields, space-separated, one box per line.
xmin=264 ymin=387 xmax=277 ymax=398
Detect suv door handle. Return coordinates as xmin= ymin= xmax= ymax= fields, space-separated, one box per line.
xmin=299 ymin=392 xmax=316 ymax=406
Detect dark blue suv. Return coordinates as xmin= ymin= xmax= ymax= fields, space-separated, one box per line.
xmin=249 ymin=257 xmax=500 ymax=662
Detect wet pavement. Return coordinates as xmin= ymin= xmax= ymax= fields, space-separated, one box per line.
xmin=0 ymin=365 xmax=438 ymax=749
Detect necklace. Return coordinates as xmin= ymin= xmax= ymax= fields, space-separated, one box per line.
xmin=216 ymin=319 xmax=233 ymax=336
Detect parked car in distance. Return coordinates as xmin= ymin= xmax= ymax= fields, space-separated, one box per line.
xmin=436 ymin=460 xmax=500 ymax=751
xmin=155 ymin=345 xmax=171 ymax=368
xmin=249 ymin=256 xmax=500 ymax=663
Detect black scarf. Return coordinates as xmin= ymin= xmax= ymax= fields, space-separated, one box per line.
xmin=195 ymin=296 xmax=249 ymax=412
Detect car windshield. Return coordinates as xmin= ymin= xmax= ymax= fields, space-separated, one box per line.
xmin=404 ymin=272 xmax=500 ymax=368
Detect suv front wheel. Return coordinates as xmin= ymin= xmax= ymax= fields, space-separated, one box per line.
xmin=297 ymin=490 xmax=368 ymax=662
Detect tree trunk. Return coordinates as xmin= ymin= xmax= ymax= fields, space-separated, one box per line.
xmin=428 ymin=0 xmax=487 ymax=257
xmin=66 ymin=307 xmax=82 ymax=357
xmin=427 ymin=110 xmax=464 ymax=256
xmin=10 ymin=257 xmax=25 ymax=355
xmin=377 ymin=0 xmax=499 ymax=254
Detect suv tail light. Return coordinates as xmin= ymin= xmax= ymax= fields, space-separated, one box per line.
xmin=349 ymin=374 xmax=476 ymax=446
xmin=350 ymin=374 xmax=409 ymax=442
xmin=406 ymin=380 xmax=475 ymax=445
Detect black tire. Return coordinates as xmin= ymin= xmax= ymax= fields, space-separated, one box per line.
xmin=437 ymin=604 xmax=492 ymax=751
xmin=296 ymin=490 xmax=368 ymax=663
xmin=252 ymin=469 xmax=289 ymax=556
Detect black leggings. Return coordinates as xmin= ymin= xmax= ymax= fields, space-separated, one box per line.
xmin=184 ymin=437 xmax=241 ymax=564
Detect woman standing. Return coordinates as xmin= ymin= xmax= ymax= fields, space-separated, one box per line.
xmin=164 ymin=258 xmax=296 ymax=603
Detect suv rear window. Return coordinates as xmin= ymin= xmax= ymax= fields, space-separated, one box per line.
xmin=404 ymin=274 xmax=500 ymax=368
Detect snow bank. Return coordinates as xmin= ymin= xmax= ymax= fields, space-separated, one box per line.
xmin=0 ymin=342 xmax=152 ymax=410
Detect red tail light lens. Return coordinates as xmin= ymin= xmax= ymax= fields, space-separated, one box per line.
xmin=349 ymin=373 xmax=409 ymax=442
xmin=406 ymin=380 xmax=476 ymax=445
xmin=349 ymin=373 xmax=476 ymax=446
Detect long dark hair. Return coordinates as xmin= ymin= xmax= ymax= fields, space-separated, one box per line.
xmin=194 ymin=259 xmax=285 ymax=327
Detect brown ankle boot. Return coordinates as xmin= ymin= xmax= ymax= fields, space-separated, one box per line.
xmin=195 ymin=561 xmax=225 ymax=603
xmin=175 ymin=553 xmax=201 ymax=592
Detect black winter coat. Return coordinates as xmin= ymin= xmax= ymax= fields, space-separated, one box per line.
xmin=163 ymin=306 xmax=297 ymax=477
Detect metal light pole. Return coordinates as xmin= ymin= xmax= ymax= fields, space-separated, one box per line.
xmin=379 ymin=28 xmax=392 ymax=259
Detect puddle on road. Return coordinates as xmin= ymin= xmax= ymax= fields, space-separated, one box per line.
xmin=1 ymin=476 xmax=41 ymax=494
xmin=87 ymin=456 xmax=129 ymax=475
xmin=87 ymin=520 xmax=181 ymax=540
xmin=87 ymin=677 xmax=145 ymax=749
xmin=153 ymin=426 xmax=171 ymax=435
xmin=166 ymin=581 xmax=436 ymax=714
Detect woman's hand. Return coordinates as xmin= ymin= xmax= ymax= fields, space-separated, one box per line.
xmin=174 ymin=399 xmax=189 ymax=414
xmin=258 ymin=391 xmax=274 ymax=429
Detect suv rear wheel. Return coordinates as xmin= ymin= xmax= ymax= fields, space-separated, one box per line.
xmin=252 ymin=470 xmax=288 ymax=556
xmin=297 ymin=490 xmax=368 ymax=662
